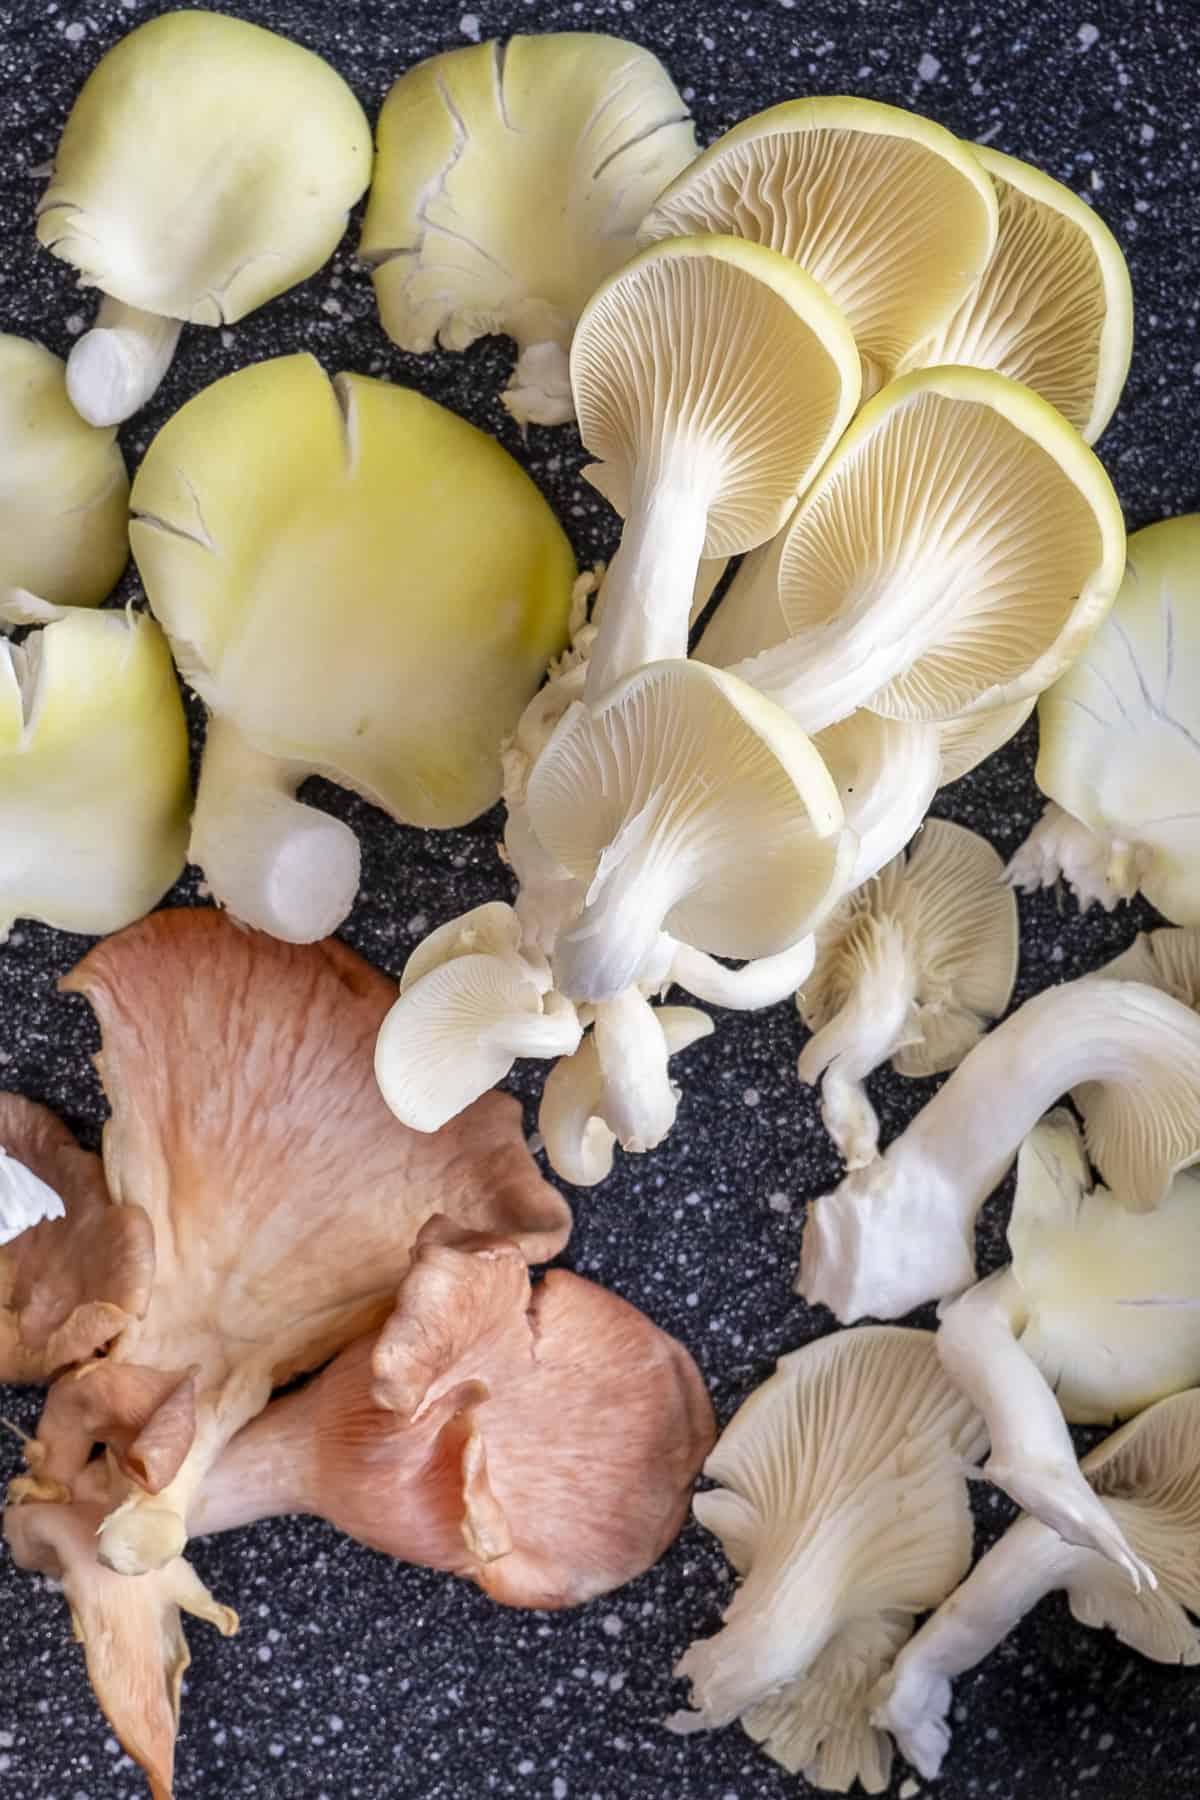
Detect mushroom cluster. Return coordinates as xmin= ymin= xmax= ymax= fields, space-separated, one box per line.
xmin=4 ymin=10 xmax=1199 ymax=1797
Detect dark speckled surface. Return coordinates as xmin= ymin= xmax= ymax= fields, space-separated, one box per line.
xmin=1 ymin=1 xmax=1199 ymax=1796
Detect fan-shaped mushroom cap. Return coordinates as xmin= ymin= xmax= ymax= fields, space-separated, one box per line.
xmin=898 ymin=145 xmax=1133 ymax=443
xmin=1098 ymin=926 xmax=1200 ymax=1009
xmin=729 ymin=367 xmax=1126 ymax=732
xmin=38 ymin=11 xmax=369 ymax=422
xmin=0 ymin=609 xmax=189 ymax=938
xmin=0 ymin=1095 xmax=153 ymax=1382
xmin=798 ymin=821 xmax=1018 ymax=1167
xmin=525 ymin=659 xmax=854 ymax=1002
xmin=400 ymin=901 xmax=545 ymax=994
xmin=571 ymin=234 xmax=860 ymax=695
xmin=130 ymin=354 xmax=573 ymax=940
xmin=0 ymin=333 xmax=128 ymax=616
xmin=1018 ymin=514 xmax=1200 ymax=924
xmin=667 ymin=1326 xmax=985 ymax=1788
xmin=360 ymin=32 xmax=696 ymax=426
xmin=641 ymin=96 xmax=998 ymax=396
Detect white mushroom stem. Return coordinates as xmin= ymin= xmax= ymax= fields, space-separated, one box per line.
xmin=65 ymin=296 xmax=182 ymax=428
xmin=552 ymin=823 xmax=676 ymax=1003
xmin=873 ymin=1514 xmax=1090 ymax=1780
xmin=189 ymin=712 xmax=361 ymax=944
xmin=666 ymin=936 xmax=817 ymax=1010
xmin=797 ymin=917 xmax=918 ymax=1171
xmin=937 ymin=1268 xmax=1153 ymax=1587
xmin=583 ymin=464 xmax=714 ymax=700
xmin=799 ymin=979 xmax=1200 ymax=1322
xmin=729 ymin=608 xmax=916 ymax=735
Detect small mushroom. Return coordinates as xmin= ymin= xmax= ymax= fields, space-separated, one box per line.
xmin=571 ymin=234 xmax=860 ymax=697
xmin=38 ymin=11 xmax=371 ymax=423
xmin=525 ymin=659 xmax=854 ymax=1002
xmin=797 ymin=820 xmax=1018 ymax=1168
xmin=0 ymin=609 xmax=189 ymax=938
xmin=30 ymin=908 xmax=571 ymax=1575
xmin=873 ymin=1389 xmax=1200 ymax=1781
xmin=0 ymin=1094 xmax=153 ymax=1378
xmin=359 ymin=32 xmax=697 ymax=425
xmin=667 ymin=1326 xmax=986 ymax=1795
xmin=0 ymin=333 xmax=128 ymax=623
xmin=641 ymin=95 xmax=999 ymax=397
xmin=129 ymin=354 xmax=574 ymax=941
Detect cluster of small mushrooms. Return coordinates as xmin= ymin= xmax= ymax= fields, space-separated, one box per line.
xmin=2 ymin=10 xmax=1200 ymax=1797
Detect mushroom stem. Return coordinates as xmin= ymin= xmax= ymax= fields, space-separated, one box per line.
xmin=189 ymin=711 xmax=361 ymax=943
xmin=668 ymin=935 xmax=817 ymax=1010
xmin=583 ymin=470 xmax=712 ymax=699
xmin=65 ymin=296 xmax=182 ymax=428
xmin=502 ymin=337 xmax=575 ymax=428
xmin=730 ymin=602 xmax=915 ymax=734
xmin=592 ymin=989 xmax=689 ymax=1153
xmin=552 ymin=832 xmax=675 ymax=1002
xmin=799 ymin=978 xmax=1200 ymax=1321
xmin=483 ymin=991 xmax=583 ymax=1061
xmin=872 ymin=1514 xmax=1088 ymax=1780
xmin=937 ymin=1268 xmax=1153 ymax=1587
xmin=185 ymin=1386 xmax=320 ymax=1535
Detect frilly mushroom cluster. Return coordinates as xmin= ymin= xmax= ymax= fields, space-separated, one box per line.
xmin=1 ymin=911 xmax=713 ymax=1797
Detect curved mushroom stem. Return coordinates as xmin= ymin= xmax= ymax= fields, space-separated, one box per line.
xmin=66 ymin=296 xmax=182 ymax=428
xmin=552 ymin=837 xmax=674 ymax=1002
xmin=592 ymin=989 xmax=711 ymax=1152
xmin=796 ymin=916 xmax=918 ymax=1170
xmin=728 ymin=604 xmax=916 ymax=734
xmin=872 ymin=1514 xmax=1089 ymax=1780
xmin=1007 ymin=801 xmax=1146 ymax=913
xmin=502 ymin=338 xmax=575 ymax=428
xmin=482 ymin=990 xmax=583 ymax=1061
xmin=189 ymin=711 xmax=361 ymax=943
xmin=937 ymin=1269 xmax=1153 ymax=1588
xmin=667 ymin=935 xmax=816 ymax=1010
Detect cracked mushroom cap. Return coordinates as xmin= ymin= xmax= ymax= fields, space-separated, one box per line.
xmin=37 ymin=10 xmax=369 ymax=327
xmin=0 ymin=333 xmax=128 ymax=616
xmin=526 ymin=658 xmax=854 ymax=1002
xmin=641 ymin=95 xmax=998 ymax=395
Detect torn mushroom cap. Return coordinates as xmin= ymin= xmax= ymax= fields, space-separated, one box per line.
xmin=6 ymin=1497 xmax=236 ymax=1800
xmin=1018 ymin=514 xmax=1200 ymax=925
xmin=526 ymin=659 xmax=854 ymax=1003
xmin=1099 ymin=926 xmax=1200 ymax=1012
xmin=130 ymin=354 xmax=573 ymax=942
xmin=192 ymin=1238 xmax=716 ymax=1610
xmin=0 ymin=1094 xmax=153 ymax=1381
xmin=0 ymin=608 xmax=189 ymax=939
xmin=0 ymin=333 xmax=128 ymax=617
xmin=667 ymin=1326 xmax=985 ymax=1794
xmin=728 ymin=366 xmax=1126 ymax=734
xmin=641 ymin=95 xmax=998 ymax=397
xmin=43 ymin=908 xmax=571 ymax=1573
xmin=538 ymin=995 xmax=713 ymax=1185
xmin=873 ymin=1390 xmax=1200 ymax=1782
xmin=39 ymin=11 xmax=370 ymax=425
xmin=898 ymin=144 xmax=1133 ymax=444
xmin=571 ymin=233 xmax=860 ymax=696
xmin=798 ymin=820 xmax=1018 ymax=1169
xmin=799 ymin=976 xmax=1200 ymax=1323
xmin=359 ymin=32 xmax=697 ymax=425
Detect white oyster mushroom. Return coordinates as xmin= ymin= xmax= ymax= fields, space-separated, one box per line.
xmin=525 ymin=659 xmax=855 ymax=1003
xmin=1008 ymin=515 xmax=1200 ymax=924
xmin=538 ymin=996 xmax=713 ymax=1186
xmin=0 ymin=1149 xmax=66 ymax=1245
xmin=810 ymin=711 xmax=942 ymax=889
xmin=798 ymin=821 xmax=1018 ymax=1168
xmin=399 ymin=901 xmax=550 ymax=995
xmin=0 ymin=334 xmax=128 ymax=623
xmin=798 ymin=976 xmax=1200 ymax=1322
xmin=938 ymin=1111 xmax=1200 ymax=1586
xmin=38 ymin=11 xmax=371 ymax=425
xmin=667 ymin=1327 xmax=986 ymax=1796
xmin=359 ymin=32 xmax=697 ymax=426
xmin=571 ymin=234 xmax=860 ymax=698
xmin=874 ymin=1390 xmax=1200 ymax=1781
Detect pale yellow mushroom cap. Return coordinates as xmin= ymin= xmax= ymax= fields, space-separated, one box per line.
xmin=37 ymin=10 xmax=370 ymax=324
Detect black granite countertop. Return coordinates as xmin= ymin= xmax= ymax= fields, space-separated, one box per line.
xmin=1 ymin=1 xmax=1198 ymax=1796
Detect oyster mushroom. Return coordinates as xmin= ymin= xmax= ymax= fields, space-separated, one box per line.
xmin=38 ymin=11 xmax=371 ymax=424
xmin=797 ymin=820 xmax=1019 ymax=1167
xmin=0 ymin=609 xmax=189 ymax=938
xmin=360 ymin=32 xmax=697 ymax=425
xmin=1097 ymin=925 xmax=1200 ymax=1008
xmin=26 ymin=908 xmax=571 ymax=1574
xmin=641 ymin=95 xmax=999 ymax=397
xmin=571 ymin=233 xmax=860 ymax=697
xmin=0 ymin=1094 xmax=153 ymax=1379
xmin=667 ymin=1326 xmax=986 ymax=1794
xmin=129 ymin=354 xmax=574 ymax=942
xmin=0 ymin=333 xmax=128 ymax=624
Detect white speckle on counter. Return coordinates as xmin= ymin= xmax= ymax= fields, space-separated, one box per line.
xmin=899 ymin=1780 xmax=921 ymax=1799
xmin=767 ymin=1190 xmax=791 ymax=1214
xmin=552 ymin=1780 xmax=568 ymax=1799
xmin=1078 ymin=21 xmax=1099 ymax=48
xmin=63 ymin=21 xmax=85 ymax=43
xmin=917 ymin=52 xmax=941 ymax=82
xmin=1141 ymin=123 xmax=1156 ymax=143
xmin=460 ymin=13 xmax=481 ymax=39
xmin=742 ymin=1087 xmax=760 ymax=1106
xmin=601 ymin=1614 xmax=623 ymax=1636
